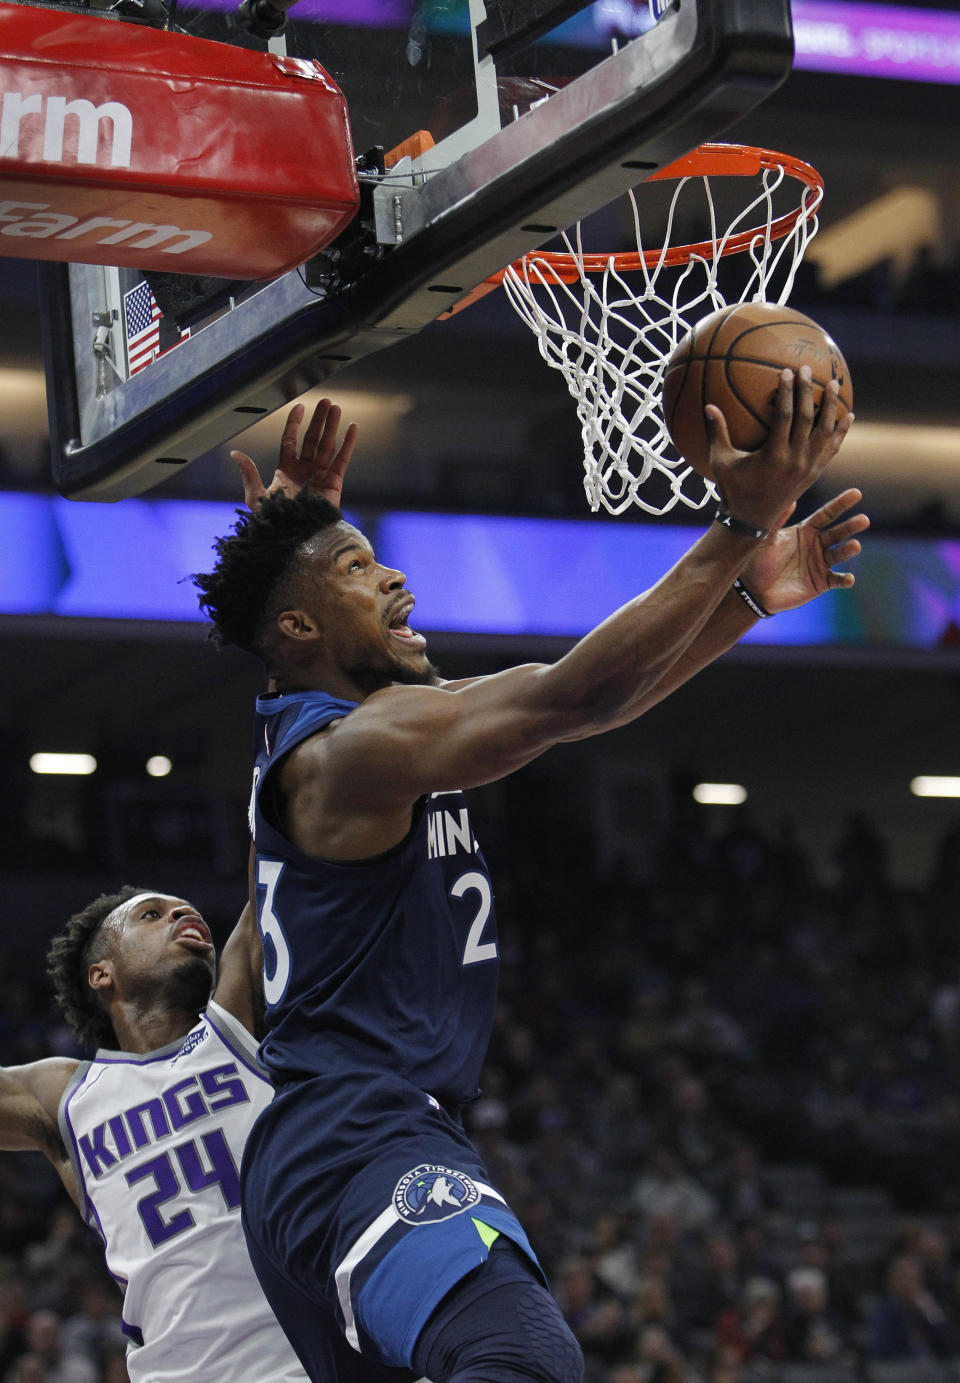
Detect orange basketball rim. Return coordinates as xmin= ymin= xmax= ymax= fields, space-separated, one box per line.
xmin=447 ymin=143 xmax=823 ymax=315
xmin=475 ymin=141 xmax=826 ymax=517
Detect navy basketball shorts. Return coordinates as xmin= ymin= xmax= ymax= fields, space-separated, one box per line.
xmin=241 ymin=1072 xmax=546 ymax=1381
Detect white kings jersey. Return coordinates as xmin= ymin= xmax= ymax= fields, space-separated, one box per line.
xmin=58 ymin=1002 xmax=306 ymax=1383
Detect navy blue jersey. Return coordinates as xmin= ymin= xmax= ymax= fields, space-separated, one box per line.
xmin=250 ymin=689 xmax=500 ymax=1106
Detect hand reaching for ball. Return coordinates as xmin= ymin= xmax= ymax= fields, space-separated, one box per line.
xmin=663 ymin=302 xmax=853 ymax=476
xmin=705 ymin=364 xmax=854 ymax=535
xmin=662 ymin=301 xmax=854 ymax=534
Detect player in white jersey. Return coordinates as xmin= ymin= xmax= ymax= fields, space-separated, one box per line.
xmin=4 ymin=892 xmax=305 ymax=1383
xmin=63 ymin=990 xmax=295 ymax=1379
xmin=0 ymin=401 xmax=356 ymax=1383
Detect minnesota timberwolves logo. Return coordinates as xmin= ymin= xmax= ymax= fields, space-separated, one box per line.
xmin=394 ymin=1165 xmax=480 ymax=1224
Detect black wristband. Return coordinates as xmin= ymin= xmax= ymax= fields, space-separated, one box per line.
xmin=714 ymin=504 xmax=769 ymax=542
xmin=733 ymin=576 xmax=772 ymax=619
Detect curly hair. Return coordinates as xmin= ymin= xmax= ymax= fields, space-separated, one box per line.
xmin=193 ymin=489 xmax=343 ymax=656
xmin=47 ymin=885 xmax=150 ymax=1051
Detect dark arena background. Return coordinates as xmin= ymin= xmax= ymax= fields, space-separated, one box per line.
xmin=4 ymin=1 xmax=960 ymax=1381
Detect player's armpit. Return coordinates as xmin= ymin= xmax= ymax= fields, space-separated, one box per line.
xmin=0 ymin=1059 xmax=74 ymax=1158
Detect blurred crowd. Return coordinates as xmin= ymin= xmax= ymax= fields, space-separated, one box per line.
xmin=4 ymin=796 xmax=960 ymax=1382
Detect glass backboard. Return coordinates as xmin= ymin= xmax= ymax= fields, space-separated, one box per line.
xmin=36 ymin=0 xmax=795 ymax=499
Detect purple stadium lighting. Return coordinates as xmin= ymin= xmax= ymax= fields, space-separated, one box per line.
xmin=792 ymin=1 xmax=960 ymax=85
xmin=170 ymin=1 xmax=960 ymax=86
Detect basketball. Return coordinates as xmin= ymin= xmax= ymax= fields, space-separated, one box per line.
xmin=661 ymin=302 xmax=853 ymax=478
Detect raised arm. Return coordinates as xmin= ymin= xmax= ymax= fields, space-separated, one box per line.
xmin=559 ymin=484 xmax=869 ymax=735
xmin=220 ymin=403 xmax=356 ymax=1005
xmin=280 ymin=369 xmax=853 ymax=855
xmin=211 ymin=900 xmax=264 ymax=1038
xmin=440 ymin=488 xmax=866 ymax=701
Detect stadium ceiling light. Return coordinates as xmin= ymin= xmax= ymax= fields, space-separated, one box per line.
xmin=29 ymin=752 xmax=97 ymax=776
xmin=0 ymin=368 xmax=48 ymax=436
xmin=692 ymin=782 xmax=747 ymax=806
xmin=237 ymin=389 xmax=414 ymax=469
xmin=146 ymin=756 xmax=172 ymax=778
xmin=910 ymin=776 xmax=960 ymax=798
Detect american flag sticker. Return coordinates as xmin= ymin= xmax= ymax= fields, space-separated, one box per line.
xmin=122 ymin=281 xmax=190 ymax=377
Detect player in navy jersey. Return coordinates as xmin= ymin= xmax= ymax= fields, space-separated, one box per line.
xmin=195 ymin=372 xmax=864 ymax=1383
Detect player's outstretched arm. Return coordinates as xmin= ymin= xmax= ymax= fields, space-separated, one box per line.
xmin=0 ymin=1060 xmax=75 ymax=1169
xmin=285 ymin=370 xmax=852 ymax=837
xmin=558 ymin=487 xmax=868 ymax=734
xmin=232 ymin=398 xmax=358 ymax=510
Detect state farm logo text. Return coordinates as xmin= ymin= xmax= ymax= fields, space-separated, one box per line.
xmin=0 ymin=92 xmax=213 ymax=255
xmin=1 ymin=91 xmax=132 ymax=167
xmin=0 ymin=200 xmax=212 ymax=255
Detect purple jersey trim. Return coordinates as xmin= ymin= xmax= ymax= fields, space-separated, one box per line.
xmin=204 ymin=1004 xmax=271 ymax=1084
xmin=58 ymin=1064 xmax=129 ymax=1290
xmin=91 ymin=1040 xmax=188 ymax=1065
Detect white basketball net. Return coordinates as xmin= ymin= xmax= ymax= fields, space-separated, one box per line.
xmin=501 ymin=150 xmax=822 ymax=516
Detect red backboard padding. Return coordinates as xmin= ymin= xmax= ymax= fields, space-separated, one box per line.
xmin=0 ymin=4 xmax=359 ymax=278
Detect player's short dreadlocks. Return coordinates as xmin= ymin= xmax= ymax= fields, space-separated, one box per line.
xmin=193 ymin=489 xmax=343 ymax=656
xmin=47 ymin=885 xmax=149 ymax=1051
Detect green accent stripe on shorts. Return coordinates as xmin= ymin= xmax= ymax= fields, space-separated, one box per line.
xmin=471 ymin=1218 xmax=501 ymax=1250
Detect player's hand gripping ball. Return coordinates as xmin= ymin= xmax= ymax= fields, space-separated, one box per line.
xmin=662 ymin=302 xmax=854 ymax=478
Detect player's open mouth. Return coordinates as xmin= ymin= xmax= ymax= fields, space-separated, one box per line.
xmin=174 ymin=920 xmax=213 ymax=950
xmin=388 ymin=599 xmax=426 ymax=646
